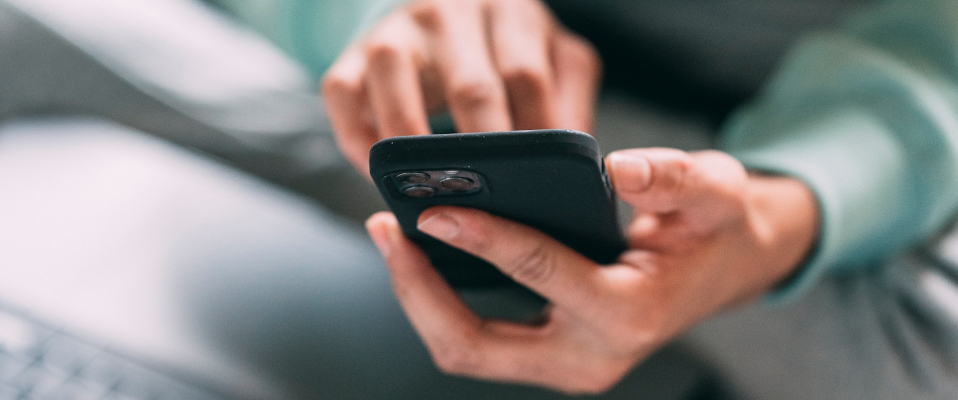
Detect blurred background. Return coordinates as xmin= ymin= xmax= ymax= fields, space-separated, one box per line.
xmin=0 ymin=0 xmax=887 ymax=399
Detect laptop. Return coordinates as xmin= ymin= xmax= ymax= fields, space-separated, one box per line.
xmin=0 ymin=0 xmax=383 ymax=398
xmin=0 ymin=117 xmax=331 ymax=400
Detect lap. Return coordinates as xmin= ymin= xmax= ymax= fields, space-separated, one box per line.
xmin=590 ymin=94 xmax=958 ymax=400
xmin=5 ymin=9 xmax=955 ymax=391
xmin=687 ymin=248 xmax=958 ymax=400
xmin=183 ymin=94 xmax=958 ymax=399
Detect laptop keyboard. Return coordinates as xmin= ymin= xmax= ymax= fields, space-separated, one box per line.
xmin=0 ymin=307 xmax=225 ymax=400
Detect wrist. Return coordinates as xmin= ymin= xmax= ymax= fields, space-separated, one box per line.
xmin=736 ymin=173 xmax=820 ymax=303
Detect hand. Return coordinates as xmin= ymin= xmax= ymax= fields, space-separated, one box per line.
xmin=365 ymin=148 xmax=819 ymax=393
xmin=322 ymin=0 xmax=601 ymax=174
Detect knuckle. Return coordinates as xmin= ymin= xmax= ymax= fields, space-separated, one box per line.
xmin=409 ymin=1 xmax=444 ymax=31
xmin=382 ymin=103 xmax=413 ymax=125
xmin=483 ymin=0 xmax=501 ymax=15
xmin=562 ymin=33 xmax=602 ymax=73
xmin=667 ymin=151 xmax=695 ymax=175
xmin=365 ymin=38 xmax=406 ymax=64
xmin=658 ymin=151 xmax=694 ymax=196
xmin=500 ymin=64 xmax=550 ymax=98
xmin=578 ymin=42 xmax=602 ymax=73
xmin=449 ymin=78 xmax=501 ymax=111
xmin=320 ymin=72 xmax=360 ymax=98
xmin=506 ymin=243 xmax=555 ymax=285
xmin=466 ymin=220 xmax=497 ymax=254
xmin=431 ymin=338 xmax=484 ymax=375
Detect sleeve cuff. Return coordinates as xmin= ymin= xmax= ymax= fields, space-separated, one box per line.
xmin=722 ymin=109 xmax=910 ymax=304
xmin=352 ymin=0 xmax=414 ymax=39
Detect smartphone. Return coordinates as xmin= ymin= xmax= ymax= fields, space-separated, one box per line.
xmin=369 ymin=129 xmax=626 ymax=288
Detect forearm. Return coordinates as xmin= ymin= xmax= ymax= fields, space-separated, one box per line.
xmin=371 ymin=148 xmax=827 ymax=393
xmin=730 ymin=174 xmax=819 ymax=305
xmin=720 ymin=0 xmax=958 ymax=302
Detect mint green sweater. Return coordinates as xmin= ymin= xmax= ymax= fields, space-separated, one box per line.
xmin=212 ymin=0 xmax=399 ymax=77
xmin=723 ymin=0 xmax=958 ymax=302
xmin=218 ymin=0 xmax=958 ymax=303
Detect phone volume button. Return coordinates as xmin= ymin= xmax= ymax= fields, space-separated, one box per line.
xmin=600 ymin=157 xmax=613 ymax=192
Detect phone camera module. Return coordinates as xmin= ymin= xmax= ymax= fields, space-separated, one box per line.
xmin=396 ymin=172 xmax=430 ymax=184
xmin=439 ymin=176 xmax=475 ymax=191
xmin=402 ymin=185 xmax=437 ymax=198
xmin=392 ymin=170 xmax=481 ymax=198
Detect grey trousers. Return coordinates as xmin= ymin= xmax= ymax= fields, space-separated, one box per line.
xmin=2 ymin=1 xmax=957 ymax=399
xmin=6 ymin=107 xmax=958 ymax=400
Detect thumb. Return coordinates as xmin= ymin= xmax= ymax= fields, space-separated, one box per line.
xmin=605 ymin=148 xmax=747 ymax=215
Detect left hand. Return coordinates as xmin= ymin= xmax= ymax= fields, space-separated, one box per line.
xmin=321 ymin=0 xmax=600 ymax=175
xmin=366 ymin=148 xmax=818 ymax=394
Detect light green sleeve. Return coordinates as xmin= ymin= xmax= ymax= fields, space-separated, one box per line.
xmin=213 ymin=0 xmax=410 ymax=79
xmin=720 ymin=0 xmax=958 ymax=303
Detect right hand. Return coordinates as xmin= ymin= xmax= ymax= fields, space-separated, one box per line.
xmin=321 ymin=0 xmax=602 ymax=174
xmin=365 ymin=148 xmax=819 ymax=393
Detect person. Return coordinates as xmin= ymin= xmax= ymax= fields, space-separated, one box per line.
xmin=308 ymin=0 xmax=958 ymax=398
xmin=3 ymin=0 xmax=957 ymax=398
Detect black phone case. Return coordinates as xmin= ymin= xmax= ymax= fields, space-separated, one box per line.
xmin=370 ymin=129 xmax=627 ymax=287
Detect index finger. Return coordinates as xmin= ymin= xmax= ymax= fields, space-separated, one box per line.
xmin=322 ymin=45 xmax=379 ymax=175
xmin=415 ymin=206 xmax=606 ymax=315
xmin=487 ymin=0 xmax=557 ymax=130
xmin=366 ymin=212 xmax=607 ymax=391
xmin=552 ymin=31 xmax=601 ymax=133
xmin=412 ymin=2 xmax=513 ymax=132
xmin=366 ymin=212 xmax=483 ymax=336
xmin=363 ymin=15 xmax=432 ymax=139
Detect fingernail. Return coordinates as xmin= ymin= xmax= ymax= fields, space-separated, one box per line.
xmin=608 ymin=152 xmax=652 ymax=193
xmin=417 ymin=213 xmax=460 ymax=240
xmin=367 ymin=221 xmax=393 ymax=258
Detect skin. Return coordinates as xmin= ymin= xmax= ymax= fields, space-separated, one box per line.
xmin=366 ymin=149 xmax=818 ymax=394
xmin=323 ymin=0 xmax=821 ymax=393
xmin=322 ymin=0 xmax=600 ymax=175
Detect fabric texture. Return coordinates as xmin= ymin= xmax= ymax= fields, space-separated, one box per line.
xmin=3 ymin=0 xmax=958 ymax=398
xmin=0 ymin=0 xmax=386 ymax=221
xmin=214 ymin=0 xmax=958 ymax=304
xmin=720 ymin=0 xmax=958 ymax=302
xmin=211 ymin=0 xmax=411 ymax=79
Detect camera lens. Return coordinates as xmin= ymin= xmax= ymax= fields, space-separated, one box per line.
xmin=402 ymin=185 xmax=437 ymax=198
xmin=440 ymin=176 xmax=475 ymax=191
xmin=396 ymin=172 xmax=430 ymax=184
